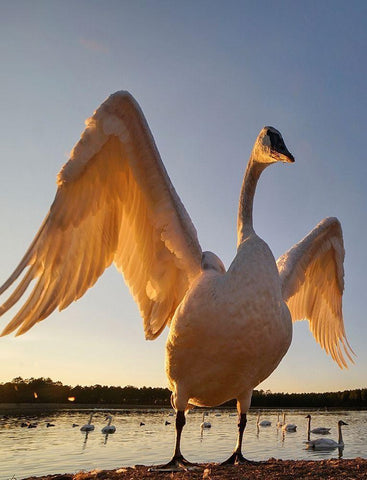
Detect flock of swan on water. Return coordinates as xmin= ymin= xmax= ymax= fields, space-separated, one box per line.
xmin=17 ymin=411 xmax=349 ymax=451
xmin=0 ymin=91 xmax=354 ymax=468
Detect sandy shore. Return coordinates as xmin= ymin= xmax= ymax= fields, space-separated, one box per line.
xmin=23 ymin=458 xmax=367 ymax=480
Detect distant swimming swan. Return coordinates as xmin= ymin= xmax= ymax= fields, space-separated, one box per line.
xmin=257 ymin=412 xmax=271 ymax=427
xmin=276 ymin=412 xmax=285 ymax=428
xmin=80 ymin=413 xmax=94 ymax=432
xmin=306 ymin=420 xmax=347 ymax=450
xmin=305 ymin=414 xmax=331 ymax=437
xmin=0 ymin=92 xmax=354 ymax=469
xmin=200 ymin=413 xmax=211 ymax=429
xmin=282 ymin=413 xmax=297 ymax=432
xmin=102 ymin=414 xmax=116 ymax=434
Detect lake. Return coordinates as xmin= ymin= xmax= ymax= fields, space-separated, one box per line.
xmin=0 ymin=408 xmax=366 ymax=479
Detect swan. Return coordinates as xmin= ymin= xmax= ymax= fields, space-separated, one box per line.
xmin=0 ymin=91 xmax=354 ymax=469
xmin=200 ymin=413 xmax=211 ymax=429
xmin=282 ymin=413 xmax=297 ymax=432
xmin=257 ymin=411 xmax=271 ymax=427
xmin=101 ymin=414 xmax=116 ymax=434
xmin=305 ymin=414 xmax=331 ymax=437
xmin=80 ymin=413 xmax=94 ymax=432
xmin=306 ymin=420 xmax=347 ymax=450
xmin=276 ymin=412 xmax=285 ymax=428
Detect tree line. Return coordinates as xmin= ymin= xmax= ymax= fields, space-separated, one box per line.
xmin=0 ymin=377 xmax=366 ymax=408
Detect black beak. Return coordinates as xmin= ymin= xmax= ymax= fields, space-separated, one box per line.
xmin=279 ymin=145 xmax=295 ymax=163
xmin=285 ymin=151 xmax=295 ymax=163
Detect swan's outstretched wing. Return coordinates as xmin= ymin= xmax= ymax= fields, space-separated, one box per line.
xmin=277 ymin=217 xmax=354 ymax=368
xmin=0 ymin=91 xmax=202 ymax=339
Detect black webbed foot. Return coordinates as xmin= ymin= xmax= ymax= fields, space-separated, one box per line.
xmin=149 ymin=454 xmax=200 ymax=472
xmin=221 ymin=451 xmax=255 ymax=465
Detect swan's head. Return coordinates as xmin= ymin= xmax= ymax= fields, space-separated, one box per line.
xmin=305 ymin=414 xmax=311 ymax=419
xmin=201 ymin=251 xmax=226 ymax=273
xmin=338 ymin=420 xmax=348 ymax=426
xmin=252 ymin=126 xmax=294 ymax=165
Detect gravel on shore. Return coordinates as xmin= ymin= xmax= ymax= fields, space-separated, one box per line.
xmin=22 ymin=457 xmax=367 ymax=480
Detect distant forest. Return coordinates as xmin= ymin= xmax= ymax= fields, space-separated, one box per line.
xmin=0 ymin=377 xmax=366 ymax=408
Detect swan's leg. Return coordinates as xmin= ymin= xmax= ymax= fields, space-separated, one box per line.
xmin=222 ymin=396 xmax=254 ymax=465
xmin=222 ymin=413 xmax=253 ymax=464
xmin=150 ymin=410 xmax=198 ymax=471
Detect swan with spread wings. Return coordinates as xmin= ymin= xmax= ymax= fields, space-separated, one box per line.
xmin=0 ymin=91 xmax=353 ymax=468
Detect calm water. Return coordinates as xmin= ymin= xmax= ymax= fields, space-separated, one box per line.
xmin=0 ymin=408 xmax=366 ymax=479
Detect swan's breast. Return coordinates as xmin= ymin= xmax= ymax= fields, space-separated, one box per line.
xmin=166 ymin=234 xmax=292 ymax=407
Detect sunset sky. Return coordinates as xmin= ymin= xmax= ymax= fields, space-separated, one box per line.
xmin=0 ymin=1 xmax=366 ymax=393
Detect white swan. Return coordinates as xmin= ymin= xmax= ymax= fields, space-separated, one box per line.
xmin=306 ymin=420 xmax=347 ymax=450
xmin=282 ymin=413 xmax=297 ymax=432
xmin=305 ymin=414 xmax=331 ymax=437
xmin=257 ymin=411 xmax=271 ymax=427
xmin=0 ymin=91 xmax=353 ymax=469
xmin=200 ymin=413 xmax=211 ymax=429
xmin=80 ymin=413 xmax=94 ymax=432
xmin=276 ymin=412 xmax=285 ymax=428
xmin=102 ymin=414 xmax=116 ymax=434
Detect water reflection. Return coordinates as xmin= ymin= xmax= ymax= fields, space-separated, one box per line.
xmin=0 ymin=408 xmax=365 ymax=479
xmin=82 ymin=430 xmax=90 ymax=449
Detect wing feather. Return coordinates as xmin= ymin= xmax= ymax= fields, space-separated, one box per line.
xmin=1 ymin=91 xmax=202 ymax=339
xmin=277 ymin=217 xmax=354 ymax=368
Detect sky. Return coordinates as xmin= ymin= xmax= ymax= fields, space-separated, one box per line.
xmin=0 ymin=0 xmax=366 ymax=394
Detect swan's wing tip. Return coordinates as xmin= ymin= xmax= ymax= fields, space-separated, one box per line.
xmin=278 ymin=218 xmax=353 ymax=369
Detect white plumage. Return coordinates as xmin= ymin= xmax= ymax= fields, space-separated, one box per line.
xmin=101 ymin=414 xmax=116 ymax=434
xmin=80 ymin=413 xmax=95 ymax=432
xmin=306 ymin=420 xmax=347 ymax=450
xmin=276 ymin=412 xmax=285 ymax=428
xmin=257 ymin=412 xmax=271 ymax=427
xmin=305 ymin=414 xmax=331 ymax=436
xmin=200 ymin=413 xmax=211 ymax=429
xmin=0 ymin=92 xmax=353 ymax=467
xmin=281 ymin=413 xmax=297 ymax=432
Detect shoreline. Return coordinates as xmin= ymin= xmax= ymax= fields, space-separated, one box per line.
xmin=22 ymin=458 xmax=367 ymax=480
xmin=2 ymin=403 xmax=366 ymax=413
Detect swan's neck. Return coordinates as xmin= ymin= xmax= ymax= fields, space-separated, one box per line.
xmin=107 ymin=417 xmax=112 ymax=426
xmin=88 ymin=414 xmax=93 ymax=425
xmin=338 ymin=424 xmax=344 ymax=445
xmin=307 ymin=417 xmax=311 ymax=441
xmin=237 ymin=156 xmax=267 ymax=246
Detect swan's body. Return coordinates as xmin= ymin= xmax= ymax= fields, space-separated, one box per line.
xmin=282 ymin=413 xmax=297 ymax=432
xmin=200 ymin=413 xmax=211 ymax=429
xmin=102 ymin=415 xmax=116 ymax=434
xmin=306 ymin=414 xmax=331 ymax=437
xmin=80 ymin=413 xmax=94 ymax=432
xmin=257 ymin=412 xmax=271 ymax=427
xmin=306 ymin=420 xmax=347 ymax=450
xmin=0 ymin=92 xmax=353 ymax=468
